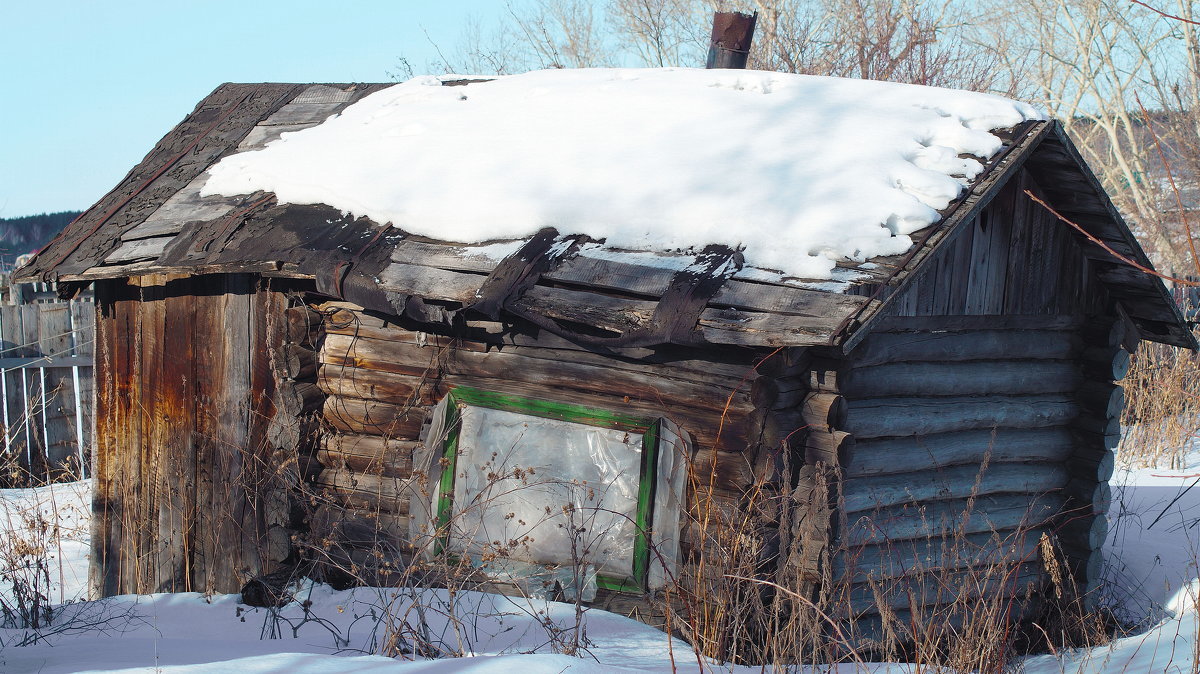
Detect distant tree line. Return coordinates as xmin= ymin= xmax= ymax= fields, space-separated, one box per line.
xmin=0 ymin=211 xmax=81 ymax=262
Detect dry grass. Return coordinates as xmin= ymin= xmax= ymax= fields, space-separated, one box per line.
xmin=1119 ymin=334 xmax=1200 ymax=469
xmin=659 ymin=451 xmax=1117 ymax=672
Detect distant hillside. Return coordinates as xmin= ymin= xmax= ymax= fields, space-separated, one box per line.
xmin=0 ymin=211 xmax=80 ymax=263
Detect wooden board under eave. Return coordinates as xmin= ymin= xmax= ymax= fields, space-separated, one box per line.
xmin=89 ymin=274 xmax=296 ymax=599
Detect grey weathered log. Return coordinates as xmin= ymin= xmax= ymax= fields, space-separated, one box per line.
xmin=803 ymin=430 xmax=853 ymax=466
xmin=749 ymin=376 xmax=779 ymax=409
xmin=841 ymin=462 xmax=1070 ymax=513
xmin=1074 ymin=550 xmax=1105 ymax=612
xmin=1082 ymin=317 xmax=1126 ymax=348
xmin=1113 ymin=303 xmax=1146 ymax=352
xmin=684 ymin=487 xmax=746 ymax=535
xmin=310 ymin=503 xmax=411 ymax=548
xmin=839 ymin=360 xmax=1083 ymax=398
xmin=285 ymin=305 xmax=322 ymax=345
xmin=511 ymin=283 xmax=853 ymax=347
xmin=838 ymin=562 xmax=1045 ymax=614
xmin=1054 ymin=540 xmax=1103 ymax=583
xmin=1056 ymin=511 xmax=1108 ymax=550
xmin=840 ymin=598 xmax=1043 ymax=651
xmin=282 ymin=344 xmax=318 ymax=379
xmin=830 ymin=528 xmax=1046 ymax=583
xmin=322 ymin=308 xmax=758 ymax=381
xmin=845 ymin=428 xmax=1077 ymax=477
xmin=293 ymin=381 xmax=324 ymax=412
xmin=1074 ymin=426 xmax=1120 ymax=451
xmin=322 ymin=395 xmax=427 ymax=439
xmin=867 ymin=315 xmax=1085 ymax=333
xmin=1063 ymin=479 xmax=1112 ymax=516
xmin=317 ymin=365 xmax=438 ymax=406
xmin=1082 ymin=346 xmax=1131 ymax=381
xmin=320 ymin=331 xmax=754 ymax=414
xmin=1068 ymin=449 xmax=1115 ymax=482
xmin=845 ymin=395 xmax=1080 ymax=439
xmin=1074 ymin=413 xmax=1120 ymax=437
xmin=434 ymin=373 xmax=755 ymax=451
xmin=317 ymin=433 xmax=418 ymax=479
xmin=848 ymin=328 xmax=1080 ymax=368
xmin=799 ymin=393 xmax=846 ymax=431
xmin=757 ymin=408 xmax=808 ymax=453
xmin=691 ymin=448 xmax=761 ymax=492
xmin=840 ymin=493 xmax=1066 ymax=545
xmin=315 ymin=468 xmax=417 ymax=515
xmin=1077 ymin=382 xmax=1124 ymax=418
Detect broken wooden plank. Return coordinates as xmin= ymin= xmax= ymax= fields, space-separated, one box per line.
xmin=103 ymin=237 xmax=171 ymax=265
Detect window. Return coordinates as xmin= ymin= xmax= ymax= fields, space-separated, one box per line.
xmin=411 ymin=386 xmax=686 ymax=597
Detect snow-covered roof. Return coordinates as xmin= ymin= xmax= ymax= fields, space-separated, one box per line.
xmin=16 ymin=77 xmax=1192 ymax=350
xmin=201 ymin=68 xmax=1042 ymax=280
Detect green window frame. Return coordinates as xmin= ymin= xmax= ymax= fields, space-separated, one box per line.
xmin=433 ymin=386 xmax=660 ymax=594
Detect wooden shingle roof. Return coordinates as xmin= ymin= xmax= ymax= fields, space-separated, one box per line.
xmin=17 ymin=82 xmax=1195 ymax=350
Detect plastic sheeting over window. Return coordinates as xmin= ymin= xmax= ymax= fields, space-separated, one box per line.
xmin=410 ymin=387 xmax=689 ymax=596
xmin=449 ymin=405 xmax=642 ymax=580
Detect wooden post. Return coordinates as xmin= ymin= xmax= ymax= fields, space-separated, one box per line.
xmin=706 ymin=11 xmax=757 ymax=69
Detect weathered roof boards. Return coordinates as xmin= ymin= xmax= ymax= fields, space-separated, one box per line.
xmin=20 ymin=74 xmax=1192 ymax=658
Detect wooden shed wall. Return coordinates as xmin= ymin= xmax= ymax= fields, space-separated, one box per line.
xmin=808 ymin=174 xmax=1126 ymax=633
xmin=307 ymin=303 xmax=804 ymax=619
xmin=82 ymin=161 xmax=1134 ymax=634
xmin=90 ymin=274 xmax=304 ymax=597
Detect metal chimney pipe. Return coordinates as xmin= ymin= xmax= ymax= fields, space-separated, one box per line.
xmin=706 ymin=11 xmax=758 ymax=69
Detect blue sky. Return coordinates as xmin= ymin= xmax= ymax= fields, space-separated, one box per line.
xmin=0 ymin=1 xmax=508 ymax=218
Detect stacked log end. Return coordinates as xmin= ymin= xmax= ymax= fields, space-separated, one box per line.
xmin=262 ymin=303 xmax=325 ymax=568
xmin=308 ymin=305 xmax=426 ymax=585
xmin=764 ymin=356 xmax=849 ymax=601
xmin=1059 ymin=317 xmax=1132 ymax=607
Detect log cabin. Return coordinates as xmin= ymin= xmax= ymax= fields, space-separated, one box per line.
xmin=14 ymin=70 xmax=1195 ymax=653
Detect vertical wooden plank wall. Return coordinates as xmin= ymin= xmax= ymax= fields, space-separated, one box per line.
xmin=37 ymin=303 xmax=76 ymax=471
xmin=90 ymin=274 xmax=298 ymax=598
xmin=885 ymin=173 xmax=1107 ymax=320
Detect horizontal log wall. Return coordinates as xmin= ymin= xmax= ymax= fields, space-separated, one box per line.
xmin=311 ymin=303 xmax=784 ymax=611
xmin=822 ymin=313 xmax=1126 ymax=628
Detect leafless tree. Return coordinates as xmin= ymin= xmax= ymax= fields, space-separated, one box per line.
xmin=742 ymin=0 xmax=1010 ymax=92
xmin=984 ymin=0 xmax=1200 ymax=273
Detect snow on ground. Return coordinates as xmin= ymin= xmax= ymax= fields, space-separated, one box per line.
xmin=201 ymin=68 xmax=1042 ymax=280
xmin=0 ymin=479 xmax=91 ymax=607
xmin=6 ymin=445 xmax=1200 ymax=672
xmin=2 ymin=585 xmax=702 ymax=674
xmin=1019 ymin=449 xmax=1200 ymax=673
